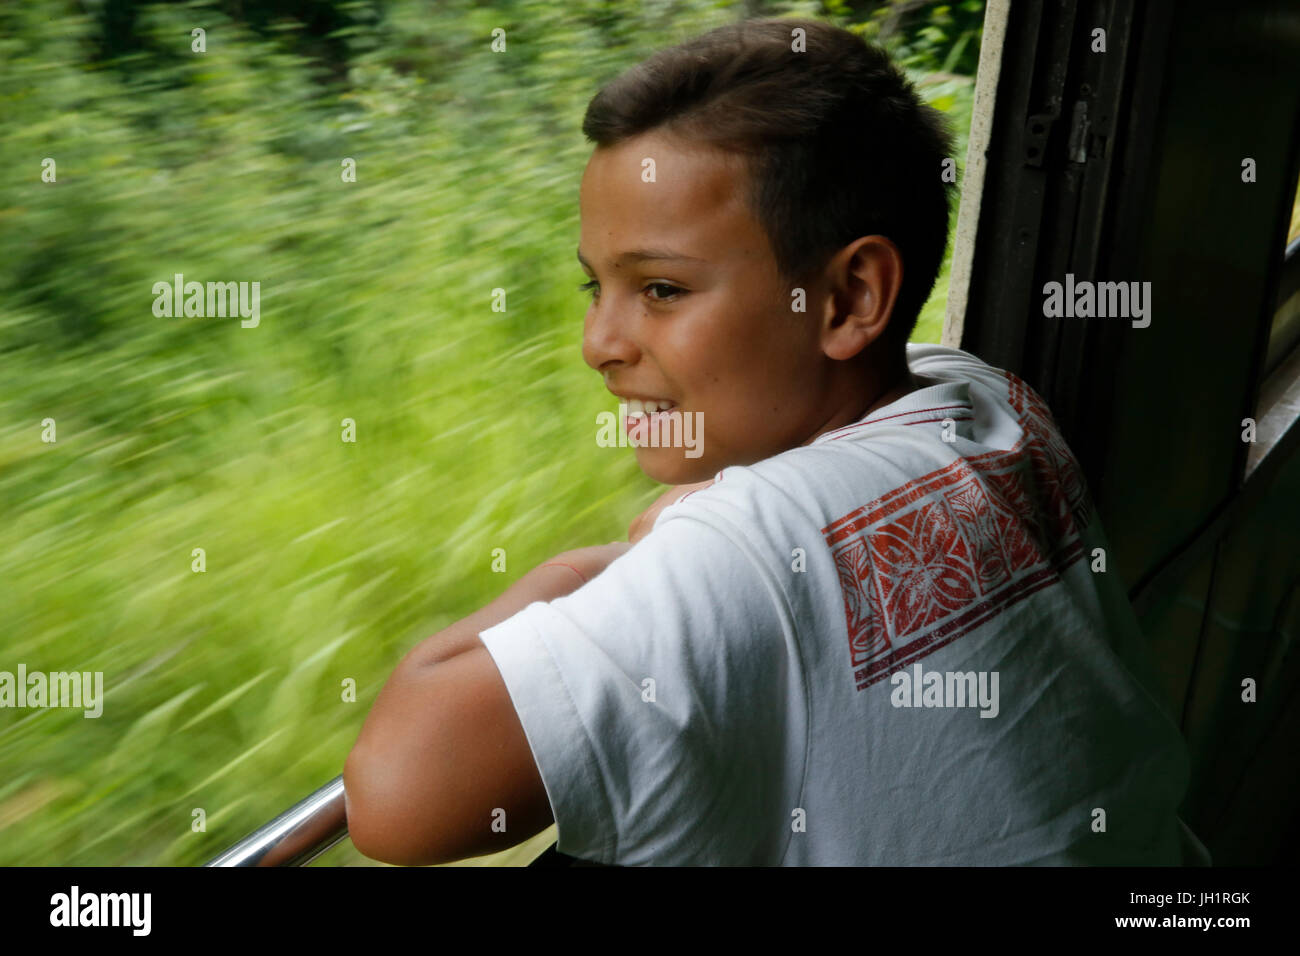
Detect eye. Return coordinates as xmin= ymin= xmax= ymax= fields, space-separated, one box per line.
xmin=578 ymin=279 xmax=599 ymax=300
xmin=644 ymin=282 xmax=685 ymax=301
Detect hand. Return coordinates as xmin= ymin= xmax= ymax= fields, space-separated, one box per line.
xmin=539 ymin=541 xmax=633 ymax=585
xmin=628 ymin=479 xmax=716 ymax=544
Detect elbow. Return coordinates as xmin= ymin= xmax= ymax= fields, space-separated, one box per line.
xmin=343 ymin=744 xmax=449 ymax=867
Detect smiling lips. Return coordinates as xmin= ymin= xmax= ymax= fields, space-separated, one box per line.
xmin=622 ymin=397 xmax=677 ymax=419
xmin=617 ymin=397 xmax=679 ymax=440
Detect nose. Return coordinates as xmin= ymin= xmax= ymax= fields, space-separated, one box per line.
xmin=581 ymin=293 xmax=640 ymax=374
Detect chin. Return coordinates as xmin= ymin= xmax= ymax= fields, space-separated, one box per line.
xmin=636 ymin=449 xmax=713 ymax=485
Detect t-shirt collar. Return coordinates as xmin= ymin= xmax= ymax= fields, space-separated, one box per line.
xmin=811 ymin=379 xmax=973 ymax=445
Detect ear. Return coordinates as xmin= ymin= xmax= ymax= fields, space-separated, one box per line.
xmin=818 ymin=236 xmax=904 ymax=362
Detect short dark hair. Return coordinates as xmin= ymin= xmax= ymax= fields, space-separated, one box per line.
xmin=582 ymin=16 xmax=956 ymax=359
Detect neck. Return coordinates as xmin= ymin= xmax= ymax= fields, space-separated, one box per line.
xmin=858 ymin=364 xmax=917 ymax=420
xmin=802 ymin=361 xmax=916 ymax=446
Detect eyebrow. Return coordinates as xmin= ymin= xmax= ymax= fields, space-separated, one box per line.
xmin=576 ymin=247 xmax=706 ymax=271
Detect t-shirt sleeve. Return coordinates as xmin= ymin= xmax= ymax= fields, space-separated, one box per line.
xmin=476 ymin=509 xmax=805 ymax=866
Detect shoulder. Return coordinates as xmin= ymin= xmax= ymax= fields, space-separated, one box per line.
xmin=650 ymin=458 xmax=822 ymax=545
xmin=907 ymin=341 xmax=1026 ymax=395
xmin=904 ymin=341 xmax=999 ymax=376
xmin=904 ymin=342 xmax=1055 ymax=429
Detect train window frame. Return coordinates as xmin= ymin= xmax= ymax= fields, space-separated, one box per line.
xmin=1245 ymin=233 xmax=1300 ymax=480
xmin=942 ymin=0 xmax=1007 ymax=347
xmin=943 ymin=0 xmax=1300 ymax=488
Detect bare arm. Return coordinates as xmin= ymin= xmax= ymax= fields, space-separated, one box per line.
xmin=344 ymin=543 xmax=629 ymax=866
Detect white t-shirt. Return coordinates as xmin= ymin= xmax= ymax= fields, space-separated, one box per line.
xmin=479 ymin=342 xmax=1192 ymax=865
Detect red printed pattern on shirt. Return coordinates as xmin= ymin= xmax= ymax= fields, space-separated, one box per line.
xmin=822 ymin=371 xmax=1092 ymax=691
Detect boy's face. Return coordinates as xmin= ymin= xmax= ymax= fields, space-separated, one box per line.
xmin=578 ymin=130 xmax=845 ymax=485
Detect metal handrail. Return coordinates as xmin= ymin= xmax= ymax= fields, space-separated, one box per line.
xmin=205 ymin=775 xmax=349 ymax=867
xmin=204 ymin=773 xmax=577 ymax=866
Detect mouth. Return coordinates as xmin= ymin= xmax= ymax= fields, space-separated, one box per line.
xmin=622 ymin=397 xmax=676 ymax=417
xmin=619 ymin=398 xmax=679 ymax=438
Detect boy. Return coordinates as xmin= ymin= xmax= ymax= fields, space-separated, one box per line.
xmin=344 ymin=17 xmax=1200 ymax=866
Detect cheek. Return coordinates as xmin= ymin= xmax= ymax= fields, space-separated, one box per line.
xmin=673 ymin=298 xmax=804 ymax=419
xmin=706 ymin=322 xmax=802 ymax=396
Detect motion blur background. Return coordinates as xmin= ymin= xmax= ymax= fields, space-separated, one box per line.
xmin=1 ymin=0 xmax=1069 ymax=865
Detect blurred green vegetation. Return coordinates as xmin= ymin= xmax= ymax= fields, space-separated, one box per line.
xmin=1289 ymin=176 xmax=1300 ymax=245
xmin=0 ymin=0 xmax=979 ymax=865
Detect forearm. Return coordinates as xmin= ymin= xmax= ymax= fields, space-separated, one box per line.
xmin=401 ymin=562 xmax=588 ymax=669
